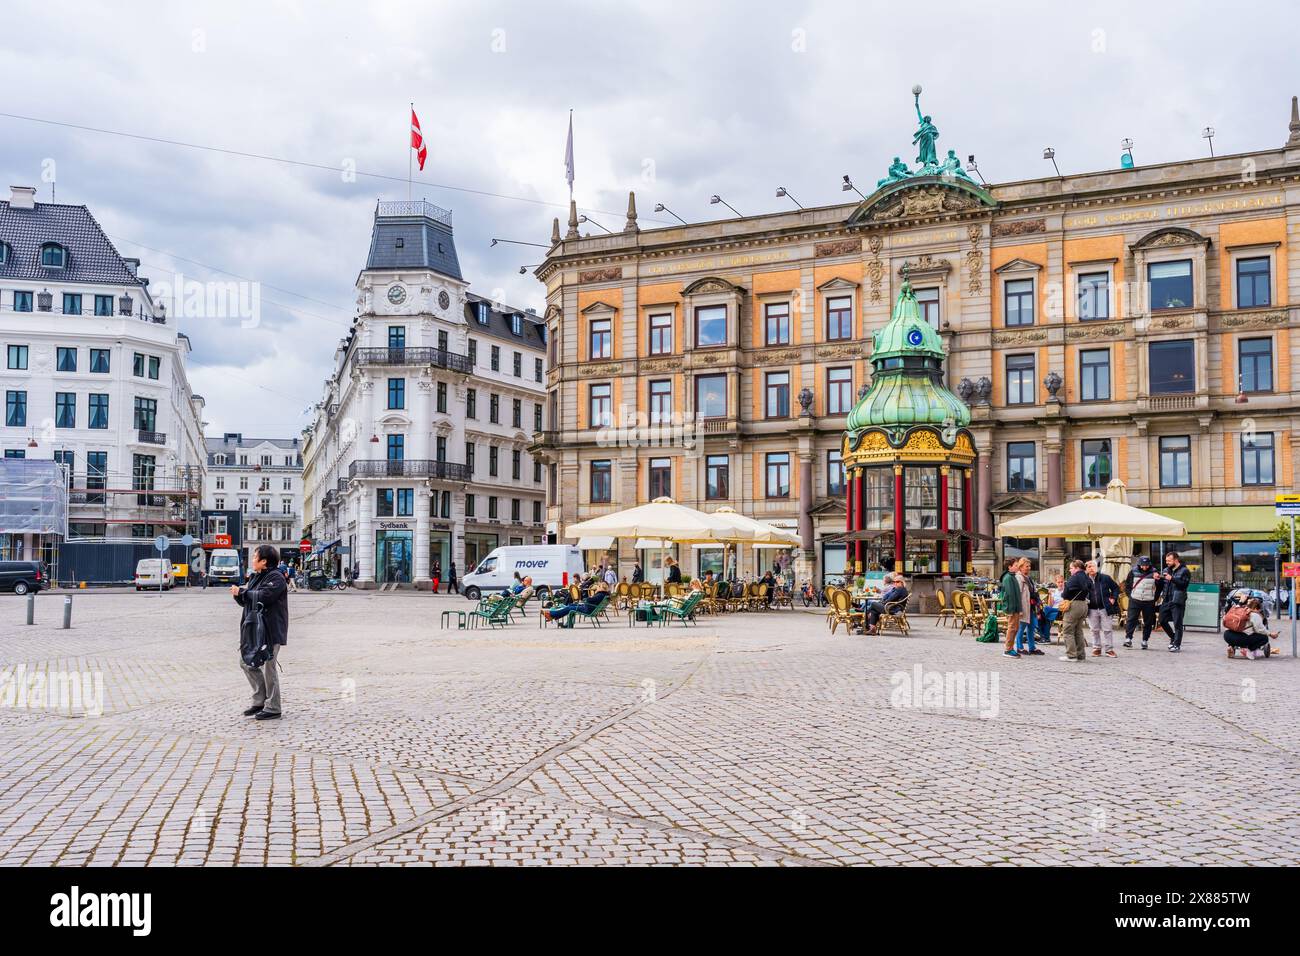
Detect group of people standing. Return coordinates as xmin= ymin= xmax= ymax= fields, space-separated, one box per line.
xmin=999 ymin=551 xmax=1191 ymax=661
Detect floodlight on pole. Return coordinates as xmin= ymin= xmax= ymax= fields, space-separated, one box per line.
xmin=653 ymin=202 xmax=688 ymax=225
xmin=841 ymin=174 xmax=865 ymax=199
xmin=1202 ymin=126 xmax=1216 ymax=156
xmin=709 ymin=194 xmax=743 ymax=217
xmin=1043 ymin=147 xmax=1061 ymax=177
xmin=775 ymin=186 xmax=804 ymax=209
xmin=577 ymin=215 xmax=613 ymax=234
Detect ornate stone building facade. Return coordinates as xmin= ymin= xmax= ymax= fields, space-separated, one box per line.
xmin=533 ymin=95 xmax=1300 ymax=587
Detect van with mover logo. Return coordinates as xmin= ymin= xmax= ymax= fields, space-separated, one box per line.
xmin=460 ymin=545 xmax=585 ymax=600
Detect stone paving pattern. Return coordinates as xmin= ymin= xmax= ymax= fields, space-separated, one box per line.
xmin=0 ymin=589 xmax=1296 ymax=866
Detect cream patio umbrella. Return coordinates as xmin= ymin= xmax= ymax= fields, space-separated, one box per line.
xmin=1100 ymin=479 xmax=1135 ymax=583
xmin=997 ymin=491 xmax=1185 ymax=565
xmin=704 ymin=505 xmax=801 ymax=580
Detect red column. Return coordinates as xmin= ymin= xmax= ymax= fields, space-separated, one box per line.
xmin=845 ymin=468 xmax=855 ymax=571
xmin=938 ymin=466 xmax=950 ymax=575
xmin=962 ymin=467 xmax=973 ymax=569
xmin=893 ymin=465 xmax=905 ymax=571
xmin=856 ymin=467 xmax=867 ymax=572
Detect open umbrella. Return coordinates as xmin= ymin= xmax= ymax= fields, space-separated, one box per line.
xmin=998 ymin=491 xmax=1185 ymax=563
xmin=706 ymin=506 xmax=800 ymax=577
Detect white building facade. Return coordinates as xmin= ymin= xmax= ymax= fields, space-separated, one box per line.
xmin=203 ymin=433 xmax=303 ymax=559
xmin=301 ymin=200 xmax=547 ymax=587
xmin=0 ymin=186 xmax=206 ymax=561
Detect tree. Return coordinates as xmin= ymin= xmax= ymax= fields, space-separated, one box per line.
xmin=1270 ymin=520 xmax=1294 ymax=559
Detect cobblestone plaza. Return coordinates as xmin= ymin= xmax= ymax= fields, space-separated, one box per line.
xmin=0 ymin=590 xmax=1294 ymax=867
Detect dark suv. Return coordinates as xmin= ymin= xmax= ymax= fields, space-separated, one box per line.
xmin=0 ymin=561 xmax=48 ymax=595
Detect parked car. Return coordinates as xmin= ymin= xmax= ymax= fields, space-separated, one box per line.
xmin=134 ymin=558 xmax=175 ymax=591
xmin=0 ymin=560 xmax=48 ymax=596
xmin=460 ymin=545 xmax=585 ymax=600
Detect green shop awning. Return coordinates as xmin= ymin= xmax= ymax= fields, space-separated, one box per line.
xmin=1145 ymin=505 xmax=1277 ymax=540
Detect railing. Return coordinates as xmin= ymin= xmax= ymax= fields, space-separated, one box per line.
xmin=702 ymin=418 xmax=735 ymax=435
xmin=353 ymin=347 xmax=473 ymax=373
xmin=376 ymin=199 xmax=453 ymax=226
xmin=348 ymin=459 xmax=472 ymax=481
xmin=337 ymin=477 xmax=350 ymax=492
xmin=137 ymin=430 xmax=167 ymax=445
xmin=1142 ymin=394 xmax=1196 ymax=412
xmin=530 ymin=430 xmax=558 ymax=447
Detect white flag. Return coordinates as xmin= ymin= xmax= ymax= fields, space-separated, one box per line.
xmin=564 ymin=110 xmax=574 ymax=192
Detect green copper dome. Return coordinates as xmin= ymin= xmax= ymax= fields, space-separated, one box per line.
xmin=846 ymin=277 xmax=971 ymax=431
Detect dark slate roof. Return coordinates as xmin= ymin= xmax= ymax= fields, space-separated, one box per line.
xmin=206 ymin=435 xmax=301 ymax=452
xmin=364 ymin=200 xmax=462 ymax=281
xmin=0 ymin=200 xmax=145 ymax=285
xmin=464 ymin=293 xmax=546 ymax=351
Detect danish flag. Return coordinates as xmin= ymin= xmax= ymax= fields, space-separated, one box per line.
xmin=410 ymin=108 xmax=428 ymax=171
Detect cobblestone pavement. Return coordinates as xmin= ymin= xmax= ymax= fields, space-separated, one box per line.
xmin=1 ymin=589 xmax=1296 ymax=866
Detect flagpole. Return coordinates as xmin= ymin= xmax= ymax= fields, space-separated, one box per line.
xmin=408 ymin=102 xmax=413 ymax=201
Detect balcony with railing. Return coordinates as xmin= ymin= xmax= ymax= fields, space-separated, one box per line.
xmin=337 ymin=476 xmax=350 ymax=492
xmin=353 ymin=347 xmax=472 ymax=373
xmin=348 ymin=459 xmax=472 ymax=481
xmin=137 ymin=430 xmax=167 ymax=446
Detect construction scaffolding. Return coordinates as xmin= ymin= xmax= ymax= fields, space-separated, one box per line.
xmin=0 ymin=458 xmax=68 ymax=537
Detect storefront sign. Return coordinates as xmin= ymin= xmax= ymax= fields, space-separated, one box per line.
xmin=1184 ymin=582 xmax=1222 ymax=630
xmin=378 ymin=522 xmax=411 ymax=530
xmin=1275 ymin=493 xmax=1300 ymax=518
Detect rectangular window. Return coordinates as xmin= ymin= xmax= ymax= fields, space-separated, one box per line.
xmin=465 ymin=442 xmax=475 ymax=474
xmin=534 ymin=460 xmax=542 ymax=484
xmin=436 ymin=380 xmax=447 ymax=413
xmin=488 ymin=497 xmax=499 ymax=520
xmin=590 ymin=460 xmax=612 ymax=503
xmin=437 ymin=330 xmax=449 ymax=353
xmin=1148 ymin=340 xmax=1195 ymax=394
xmin=387 ymin=434 xmax=404 ymax=461
xmin=436 ymin=436 xmax=447 ymax=462
xmin=396 ymin=488 xmax=414 ymax=516
xmin=465 ymin=494 xmax=476 ymax=518
xmin=92 ymin=294 xmax=113 ymax=316
xmin=468 ymin=339 xmax=477 ymax=365
xmin=532 ymin=500 xmax=542 ymax=523
xmin=1006 ymin=354 xmax=1035 ymax=405
xmin=63 ymin=293 xmax=82 ymax=315
xmin=86 ymin=452 xmax=107 ymax=503
xmin=7 ymin=345 xmax=28 ymax=369
xmin=3 ymin=449 xmax=25 ymax=459
xmin=133 ymin=352 xmax=145 ymax=377
xmin=1077 ymin=272 xmax=1109 ymax=320
xmin=148 ymin=356 xmax=160 ymax=380
xmin=765 ymin=452 xmax=791 ymax=498
xmin=1004 ymin=278 xmax=1034 ymax=326
xmin=705 ymin=454 xmax=729 ymax=500
xmin=1079 ymin=348 xmax=1110 ymax=401
xmin=387 ymin=378 xmax=405 ymax=410
xmin=388 ymin=326 xmax=405 ymax=350
xmin=485 ymin=393 xmax=498 ymax=424
xmin=826 ymin=367 xmax=853 ymax=415
xmin=489 ymin=446 xmax=499 ymax=477
xmin=512 ymin=449 xmax=521 ymax=480
xmin=695 ymin=305 xmax=726 ymax=347
xmin=1236 ymin=256 xmax=1271 ymax=308
xmin=1159 ymin=436 xmax=1192 ymax=488
xmin=376 ymin=488 xmax=395 ymax=517
xmin=466 ymin=388 xmax=477 ymax=418
xmin=1149 ymin=260 xmax=1193 ymax=310
xmin=1081 ymin=438 xmax=1112 ymax=490
xmin=5 ymin=390 xmax=26 ymax=427
xmin=915 ymin=287 xmax=940 ymax=328
xmin=765 ymin=371 xmax=790 ymax=419
xmin=55 ymin=392 xmax=76 ymax=428
xmin=1241 ymin=433 xmax=1275 ymax=486
xmin=649 ymin=457 xmax=672 ymax=499
xmin=512 ymin=398 xmax=522 ymax=429
xmin=13 ymin=291 xmax=33 ymax=312
xmin=765 ymin=302 xmax=790 ymax=345
xmin=534 ymin=357 xmax=543 ymax=382
xmin=490 ymin=345 xmax=500 ymax=371
xmin=533 ymin=403 xmax=543 ymax=433
xmin=89 ymin=394 xmax=109 ymax=429
xmin=1007 ymin=441 xmax=1036 ymax=491
xmin=649 ymin=379 xmax=672 ymax=425
xmin=648 ymin=312 xmax=673 ymax=354
xmin=89 ymin=348 xmax=110 ymax=373
xmin=827 ymin=450 xmax=845 ymax=496
xmin=695 ymin=374 xmax=727 ymax=419
xmin=511 ymin=498 xmax=521 ymax=522
xmin=825 ymin=296 xmax=852 ymax=340
xmin=133 ymin=397 xmax=156 ymax=431
xmin=513 ymin=352 xmax=522 ymax=377
xmin=1238 ymin=338 xmax=1273 ymax=393
xmin=589 ymin=383 xmax=612 ymax=428
xmin=589 ymin=318 xmax=611 ymax=359
xmin=57 ymin=347 xmax=77 ymax=372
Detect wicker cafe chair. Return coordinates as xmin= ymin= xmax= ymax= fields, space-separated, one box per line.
xmin=954 ymin=591 xmax=979 ymax=635
xmin=877 ymin=598 xmax=911 ymax=636
xmin=934 ymin=588 xmax=958 ymax=628
xmin=827 ymin=587 xmax=864 ymax=635
xmin=615 ymin=581 xmax=632 ymax=611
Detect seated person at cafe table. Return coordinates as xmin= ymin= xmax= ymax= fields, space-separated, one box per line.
xmin=542 ymin=582 xmax=610 ymax=623
xmin=861 ymin=573 xmax=908 ymax=634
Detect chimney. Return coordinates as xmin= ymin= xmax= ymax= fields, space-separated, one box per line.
xmin=9 ymin=186 xmax=37 ymax=210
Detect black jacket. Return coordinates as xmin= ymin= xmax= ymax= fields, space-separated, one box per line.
xmin=631 ymin=565 xmax=644 ymax=583
xmin=1159 ymin=563 xmax=1191 ymax=606
xmin=1061 ymin=570 xmax=1092 ymax=603
xmin=234 ymin=568 xmax=289 ymax=646
xmin=1087 ymin=572 xmax=1120 ymax=612
xmin=665 ymin=564 xmax=682 ymax=584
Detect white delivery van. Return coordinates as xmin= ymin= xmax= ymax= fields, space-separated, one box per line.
xmin=134 ymin=558 xmax=174 ymax=591
xmin=461 ymin=545 xmax=585 ymax=600
xmin=207 ymin=548 xmax=243 ymax=586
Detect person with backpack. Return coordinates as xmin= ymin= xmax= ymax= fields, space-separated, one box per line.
xmin=1223 ymin=596 xmax=1277 ymax=659
xmin=1122 ymin=555 xmax=1162 ymax=649
xmin=231 ymin=544 xmax=288 ymax=721
xmin=1157 ymin=551 xmax=1192 ymax=652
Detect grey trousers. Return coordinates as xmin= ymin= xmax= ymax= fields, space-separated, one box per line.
xmin=242 ymin=643 xmax=281 ymax=714
xmin=1061 ymin=601 xmax=1090 ymax=659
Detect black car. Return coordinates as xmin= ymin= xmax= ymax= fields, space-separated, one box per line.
xmin=0 ymin=560 xmax=48 ymax=595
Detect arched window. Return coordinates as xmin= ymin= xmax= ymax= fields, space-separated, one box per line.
xmin=40 ymin=242 xmax=67 ymax=268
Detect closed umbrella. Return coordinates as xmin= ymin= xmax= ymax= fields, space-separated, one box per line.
xmin=1100 ymin=479 xmax=1134 ymax=583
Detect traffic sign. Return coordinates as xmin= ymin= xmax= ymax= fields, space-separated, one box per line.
xmin=180 ymin=534 xmax=195 ymax=547
xmin=154 ymin=535 xmax=170 ymax=553
xmin=1275 ymin=493 xmax=1300 ymax=517
xmin=299 ymin=539 xmax=312 ymax=554
xmin=1284 ymin=563 xmax=1300 ymax=579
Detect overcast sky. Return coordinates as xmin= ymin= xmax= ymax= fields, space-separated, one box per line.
xmin=3 ymin=0 xmax=1297 ymax=436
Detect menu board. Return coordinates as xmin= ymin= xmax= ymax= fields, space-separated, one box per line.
xmin=1184 ymin=582 xmax=1222 ymax=630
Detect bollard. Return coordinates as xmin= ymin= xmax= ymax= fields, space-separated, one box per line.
xmin=62 ymin=595 xmax=73 ymax=629
xmin=26 ymin=593 xmax=35 ymax=625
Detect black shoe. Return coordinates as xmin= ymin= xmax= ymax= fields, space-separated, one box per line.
xmin=1122 ymin=639 xmax=1132 ymax=648
xmin=1141 ymin=642 xmax=1148 ymax=650
xmin=254 ymin=710 xmax=281 ymax=720
xmin=243 ymin=705 xmax=263 ymax=716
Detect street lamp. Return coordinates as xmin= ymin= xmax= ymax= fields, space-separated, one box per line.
xmin=653 ymin=202 xmax=687 ymax=225
xmin=841 ymin=174 xmax=865 ymax=199
xmin=1043 ymin=147 xmax=1061 ymax=177
xmin=775 ymin=186 xmax=803 ymax=209
xmin=709 ymin=194 xmax=743 ymax=217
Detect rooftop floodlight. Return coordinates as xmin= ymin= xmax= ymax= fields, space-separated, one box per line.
xmin=1043 ymin=146 xmax=1061 ymax=177
xmin=653 ymin=202 xmax=688 ymax=224
xmin=775 ymin=186 xmax=804 ymax=209
xmin=709 ymin=194 xmax=743 ymax=217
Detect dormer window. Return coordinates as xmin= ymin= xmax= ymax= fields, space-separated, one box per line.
xmin=511 ymin=313 xmax=522 ymax=335
xmin=395 ymin=237 xmax=405 ymax=248
xmin=477 ymin=301 xmax=489 ymax=324
xmin=40 ymin=243 xmax=67 ymax=269
xmin=0 ymin=242 xmax=9 ymax=265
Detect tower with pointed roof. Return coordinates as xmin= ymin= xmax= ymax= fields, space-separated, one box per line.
xmin=841 ymin=272 xmax=977 ymax=577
